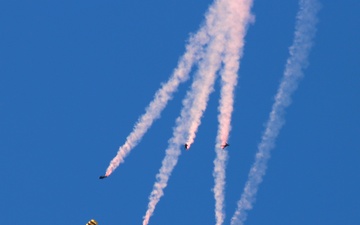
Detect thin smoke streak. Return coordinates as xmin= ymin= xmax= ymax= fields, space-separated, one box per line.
xmin=230 ymin=1 xmax=320 ymax=224
xmin=213 ymin=0 xmax=254 ymax=225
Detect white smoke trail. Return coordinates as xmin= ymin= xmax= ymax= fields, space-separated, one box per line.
xmin=230 ymin=1 xmax=320 ymax=224
xmin=104 ymin=24 xmax=210 ymax=176
xmin=184 ymin=0 xmax=229 ymax=149
xmin=213 ymin=0 xmax=254 ymax=225
xmin=142 ymin=0 xmax=233 ymax=224
xmin=141 ymin=60 xmax=219 ymax=225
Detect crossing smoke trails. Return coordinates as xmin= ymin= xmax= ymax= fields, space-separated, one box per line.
xmin=213 ymin=0 xmax=254 ymax=225
xmin=142 ymin=0 xmax=256 ymax=224
xmin=142 ymin=0 xmax=229 ymax=223
xmin=103 ymin=0 xmax=319 ymax=224
xmin=230 ymin=1 xmax=320 ymax=224
xmin=184 ymin=0 xmax=228 ymax=149
xmin=104 ymin=23 xmax=210 ymax=176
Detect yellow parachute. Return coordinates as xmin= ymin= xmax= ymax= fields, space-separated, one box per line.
xmin=86 ymin=219 xmax=98 ymax=225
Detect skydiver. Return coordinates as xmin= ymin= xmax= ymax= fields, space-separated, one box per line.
xmin=86 ymin=219 xmax=98 ymax=225
xmin=221 ymin=143 xmax=230 ymax=149
xmin=184 ymin=144 xmax=189 ymax=150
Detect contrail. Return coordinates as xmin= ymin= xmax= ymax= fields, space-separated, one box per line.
xmin=230 ymin=1 xmax=320 ymax=224
xmin=103 ymin=21 xmax=211 ymax=177
xmin=142 ymin=0 xmax=234 ymax=224
xmin=213 ymin=0 xmax=254 ymax=225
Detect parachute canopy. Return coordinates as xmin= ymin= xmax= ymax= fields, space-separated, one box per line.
xmin=86 ymin=219 xmax=98 ymax=225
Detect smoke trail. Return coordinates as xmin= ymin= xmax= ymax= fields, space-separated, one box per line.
xmin=142 ymin=0 xmax=233 ymax=224
xmin=213 ymin=0 xmax=254 ymax=225
xmin=230 ymin=1 xmax=320 ymax=224
xmin=141 ymin=59 xmax=219 ymax=225
xmin=104 ymin=24 xmax=210 ymax=176
xmin=184 ymin=0 xmax=229 ymax=149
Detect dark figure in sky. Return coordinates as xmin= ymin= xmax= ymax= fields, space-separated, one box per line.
xmin=184 ymin=144 xmax=189 ymax=150
xmin=221 ymin=143 xmax=230 ymax=149
xmin=99 ymin=175 xmax=108 ymax=179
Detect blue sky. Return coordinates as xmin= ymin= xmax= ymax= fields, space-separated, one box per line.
xmin=1 ymin=0 xmax=359 ymax=225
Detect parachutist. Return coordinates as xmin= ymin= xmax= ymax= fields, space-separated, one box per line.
xmin=221 ymin=143 xmax=230 ymax=149
xmin=184 ymin=144 xmax=189 ymax=150
xmin=86 ymin=219 xmax=98 ymax=225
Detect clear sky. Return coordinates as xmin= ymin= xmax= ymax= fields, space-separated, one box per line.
xmin=1 ymin=0 xmax=359 ymax=225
